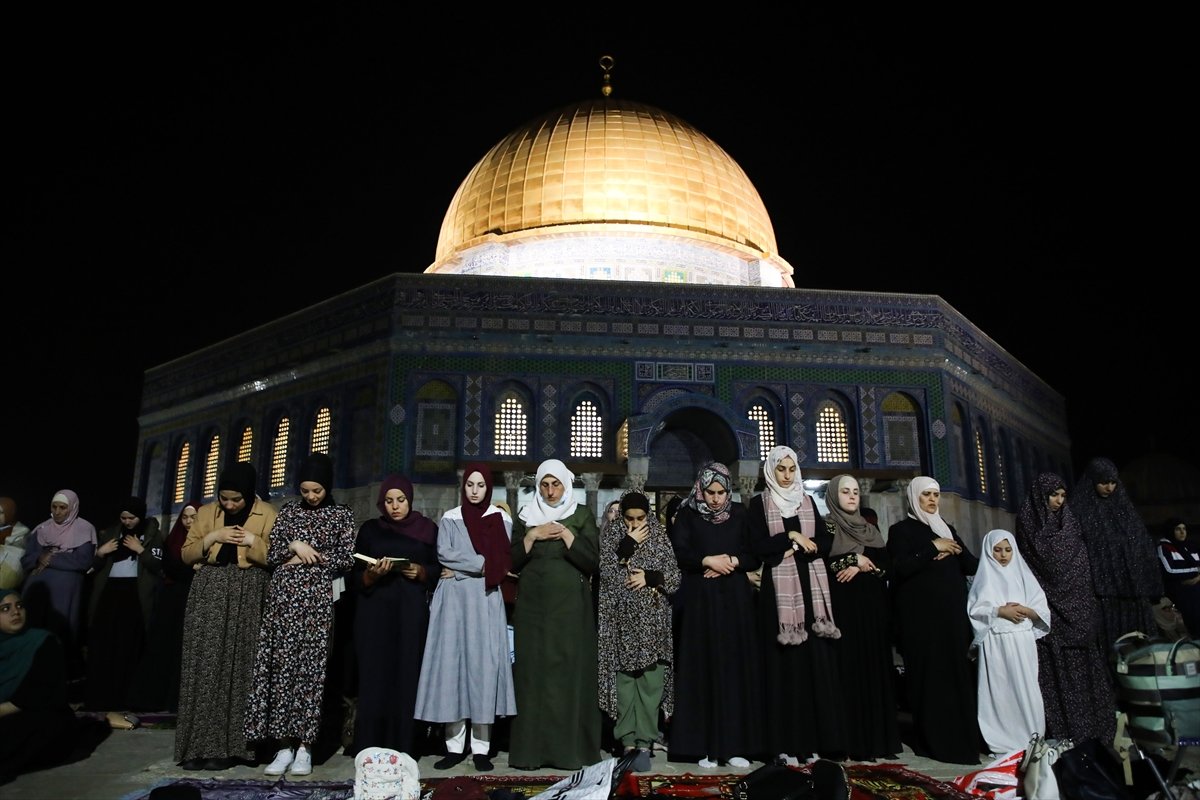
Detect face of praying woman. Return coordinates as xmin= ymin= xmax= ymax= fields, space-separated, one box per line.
xmin=992 ymin=538 xmax=1013 ymax=567
xmin=300 ymin=481 xmax=326 ymax=507
xmin=702 ymin=480 xmax=728 ymax=511
xmin=0 ymin=592 xmax=26 ymax=635
xmin=464 ymin=472 xmax=489 ymax=506
xmin=539 ymin=475 xmax=565 ymax=505
xmin=181 ymin=505 xmax=198 ymax=529
xmin=837 ymin=480 xmax=860 ymax=513
xmin=50 ymin=500 xmax=70 ymax=524
xmin=774 ymin=457 xmax=798 ymax=488
xmin=1046 ymin=487 xmax=1066 ymax=512
xmin=604 ymin=501 xmax=621 ymax=523
xmin=384 ymin=489 xmax=410 ymax=521
xmin=218 ymin=490 xmax=246 ymax=515
xmin=623 ymin=507 xmax=648 ymax=529
xmin=1095 ymin=480 xmax=1117 ymax=498
xmin=1175 ymin=523 xmax=1189 ymax=542
xmin=917 ymin=488 xmax=940 ymax=514
xmin=120 ymin=511 xmax=140 ymax=530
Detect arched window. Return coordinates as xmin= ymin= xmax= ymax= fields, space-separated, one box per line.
xmin=569 ymin=398 xmax=604 ymax=458
xmin=173 ymin=441 xmax=191 ymax=505
xmin=494 ymin=395 xmax=528 ymax=457
xmin=237 ymin=425 xmax=254 ymax=463
xmin=974 ymin=426 xmax=989 ymax=495
xmin=995 ymin=431 xmax=1010 ymax=504
xmin=881 ymin=392 xmax=921 ymax=467
xmin=270 ymin=417 xmax=291 ymax=491
xmin=747 ymin=403 xmax=776 ymax=459
xmin=815 ymin=401 xmax=850 ymax=463
xmin=311 ymin=406 xmax=332 ymax=454
xmin=203 ymin=433 xmax=221 ymax=499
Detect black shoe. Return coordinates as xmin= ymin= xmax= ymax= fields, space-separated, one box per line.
xmin=473 ymin=754 xmax=494 ymax=772
xmin=179 ymin=758 xmax=206 ymax=770
xmin=434 ymin=752 xmax=468 ymax=770
xmin=632 ymin=748 xmax=652 ymax=773
xmin=203 ymin=757 xmax=235 ymax=770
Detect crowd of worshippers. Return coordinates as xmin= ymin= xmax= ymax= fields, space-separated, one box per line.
xmin=1 ymin=452 xmax=1194 ymax=784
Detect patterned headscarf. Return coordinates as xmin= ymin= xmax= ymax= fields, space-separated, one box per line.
xmin=825 ymin=474 xmax=886 ymax=557
xmin=33 ymin=489 xmax=97 ymax=551
xmin=519 ymin=459 xmax=579 ymax=526
xmin=1070 ymin=457 xmax=1162 ymax=598
xmin=682 ymin=462 xmax=734 ymax=525
xmin=906 ymin=476 xmax=954 ymax=539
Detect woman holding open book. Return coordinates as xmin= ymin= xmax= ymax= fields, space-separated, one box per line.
xmin=350 ymin=474 xmax=440 ymax=755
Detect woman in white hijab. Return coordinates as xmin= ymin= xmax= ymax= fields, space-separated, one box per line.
xmin=885 ymin=476 xmax=982 ymax=765
xmin=507 ymin=459 xmax=601 ymax=770
xmin=967 ymin=529 xmax=1049 ymax=756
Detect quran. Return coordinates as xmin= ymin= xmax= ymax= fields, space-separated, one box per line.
xmin=353 ymin=553 xmax=411 ymax=567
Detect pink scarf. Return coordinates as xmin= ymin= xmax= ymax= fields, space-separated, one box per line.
xmin=764 ymin=492 xmax=839 ymax=644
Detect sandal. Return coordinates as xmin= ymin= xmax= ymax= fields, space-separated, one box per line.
xmin=106 ymin=711 xmax=139 ymax=730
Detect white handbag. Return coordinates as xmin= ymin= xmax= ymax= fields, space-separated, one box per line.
xmin=1019 ymin=732 xmax=1072 ymax=800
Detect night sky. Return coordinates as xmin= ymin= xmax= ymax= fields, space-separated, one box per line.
xmin=7 ymin=7 xmax=1185 ymax=528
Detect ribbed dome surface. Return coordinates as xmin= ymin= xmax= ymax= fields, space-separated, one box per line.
xmin=431 ymin=98 xmax=780 ymax=269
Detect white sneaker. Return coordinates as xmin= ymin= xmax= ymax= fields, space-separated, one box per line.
xmin=264 ymin=748 xmax=294 ymax=776
xmin=289 ymin=746 xmax=312 ymax=776
xmin=727 ymin=756 xmax=750 ymax=768
xmin=699 ymin=757 xmax=717 ymax=768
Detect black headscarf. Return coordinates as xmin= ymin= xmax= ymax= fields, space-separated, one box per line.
xmin=296 ymin=452 xmax=336 ymax=509
xmin=215 ymin=462 xmax=257 ymax=564
xmin=113 ymin=495 xmax=149 ymax=562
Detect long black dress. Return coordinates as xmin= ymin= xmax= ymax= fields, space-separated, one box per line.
xmin=825 ymin=534 xmax=900 ymax=760
xmin=887 ymin=517 xmax=981 ymax=764
xmin=746 ymin=494 xmax=847 ymax=761
xmin=351 ymin=516 xmax=440 ymax=755
xmin=667 ymin=502 xmax=764 ymax=764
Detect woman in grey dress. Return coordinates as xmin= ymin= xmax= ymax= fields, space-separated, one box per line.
xmin=414 ymin=462 xmax=516 ymax=772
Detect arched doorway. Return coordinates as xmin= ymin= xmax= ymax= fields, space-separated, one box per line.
xmin=646 ymin=407 xmax=738 ymax=490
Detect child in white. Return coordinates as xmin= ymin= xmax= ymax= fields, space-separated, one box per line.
xmin=967 ymin=528 xmax=1051 ymax=755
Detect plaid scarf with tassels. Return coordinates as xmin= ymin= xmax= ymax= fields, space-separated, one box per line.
xmin=764 ymin=492 xmax=840 ymax=644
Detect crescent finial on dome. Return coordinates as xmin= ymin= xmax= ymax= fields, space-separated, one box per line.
xmin=600 ymin=54 xmax=614 ymax=97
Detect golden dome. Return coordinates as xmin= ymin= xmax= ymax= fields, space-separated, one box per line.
xmin=428 ymin=98 xmax=793 ymax=287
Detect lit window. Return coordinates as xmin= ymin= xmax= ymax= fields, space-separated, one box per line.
xmin=311 ymin=407 xmax=332 ymax=454
xmin=570 ymin=399 xmax=603 ymax=458
xmin=203 ymin=434 xmax=220 ymax=499
xmin=748 ymin=404 xmax=776 ymax=459
xmin=494 ymin=396 xmax=527 ymax=457
xmin=271 ymin=418 xmax=290 ymax=489
xmin=816 ymin=403 xmax=850 ymax=462
xmin=996 ymin=446 xmax=1007 ymax=502
xmin=237 ymin=426 xmax=253 ymax=462
xmin=174 ymin=442 xmax=191 ymax=505
xmin=975 ymin=429 xmax=989 ymax=494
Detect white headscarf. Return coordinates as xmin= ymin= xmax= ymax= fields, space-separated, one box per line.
xmin=967 ymin=528 xmax=1051 ymax=649
xmin=519 ymin=459 xmax=579 ymax=526
xmin=764 ymin=445 xmax=805 ymax=518
xmin=906 ymin=476 xmax=954 ymax=539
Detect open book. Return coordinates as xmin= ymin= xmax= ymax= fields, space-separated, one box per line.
xmin=353 ymin=553 xmax=411 ymax=567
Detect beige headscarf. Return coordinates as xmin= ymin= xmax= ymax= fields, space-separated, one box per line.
xmin=825 ymin=475 xmax=886 ymax=556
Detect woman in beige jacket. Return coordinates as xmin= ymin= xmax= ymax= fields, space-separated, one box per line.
xmin=173 ymin=462 xmax=277 ymax=771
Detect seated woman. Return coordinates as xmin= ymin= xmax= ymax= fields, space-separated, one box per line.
xmin=0 ymin=589 xmax=85 ymax=785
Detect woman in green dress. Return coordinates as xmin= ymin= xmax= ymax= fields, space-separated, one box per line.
xmin=508 ymin=459 xmax=601 ymax=770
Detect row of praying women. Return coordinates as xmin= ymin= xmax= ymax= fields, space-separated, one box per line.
xmin=0 ymin=451 xmax=1168 ymax=779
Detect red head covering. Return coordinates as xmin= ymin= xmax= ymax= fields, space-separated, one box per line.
xmin=459 ymin=462 xmax=511 ymax=590
xmin=376 ymin=475 xmax=436 ymax=545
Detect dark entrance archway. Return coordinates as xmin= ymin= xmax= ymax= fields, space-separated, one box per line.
xmin=646 ymin=407 xmax=738 ymax=490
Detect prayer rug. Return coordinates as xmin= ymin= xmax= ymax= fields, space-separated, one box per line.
xmin=121 ymin=765 xmax=975 ymax=800
xmin=618 ymin=763 xmax=977 ymax=799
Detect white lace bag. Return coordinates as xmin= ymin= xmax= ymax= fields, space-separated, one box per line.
xmin=354 ymin=747 xmax=420 ymax=800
